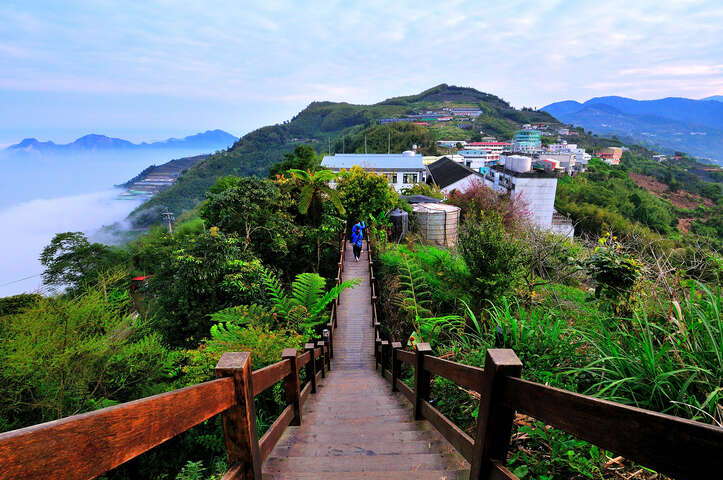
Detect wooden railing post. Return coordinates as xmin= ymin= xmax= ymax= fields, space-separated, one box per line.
xmin=375 ymin=338 xmax=381 ymax=368
xmin=326 ymin=323 xmax=334 ymax=359
xmin=413 ymin=343 xmax=432 ymax=420
xmin=380 ymin=340 xmax=390 ymax=378
xmin=304 ymin=343 xmax=317 ymax=394
xmin=215 ymin=352 xmax=262 ymax=479
xmin=317 ymin=341 xmax=326 ymax=378
xmin=470 ymin=349 xmax=523 ymax=480
xmin=391 ymin=342 xmax=402 ymax=392
xmin=281 ymin=349 xmax=302 ymax=426
xmin=333 ymin=299 xmax=338 ymax=328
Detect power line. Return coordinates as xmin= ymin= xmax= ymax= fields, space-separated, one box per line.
xmin=0 ymin=273 xmax=43 ymax=288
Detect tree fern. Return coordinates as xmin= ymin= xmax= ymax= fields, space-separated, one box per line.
xmin=394 ymin=252 xmax=433 ymax=318
xmin=394 ymin=252 xmax=462 ymax=346
xmin=261 ymin=268 xmax=359 ymax=331
xmin=261 ymin=267 xmax=290 ymax=319
xmin=291 ymin=273 xmax=326 ymax=310
xmin=304 ymin=279 xmax=360 ymax=328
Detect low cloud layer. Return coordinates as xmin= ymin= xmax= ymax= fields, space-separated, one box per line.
xmin=0 ymin=190 xmax=143 ymax=297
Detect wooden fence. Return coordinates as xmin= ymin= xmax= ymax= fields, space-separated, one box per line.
xmin=0 ymin=229 xmax=348 ymax=480
xmin=367 ymin=239 xmax=723 ymax=480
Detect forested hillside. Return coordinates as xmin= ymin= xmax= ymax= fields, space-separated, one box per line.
xmin=129 ymin=84 xmax=556 ymax=226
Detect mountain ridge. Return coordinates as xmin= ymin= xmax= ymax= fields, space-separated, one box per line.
xmin=6 ymin=129 xmax=238 ymax=155
xmin=543 ymin=96 xmax=723 ymax=162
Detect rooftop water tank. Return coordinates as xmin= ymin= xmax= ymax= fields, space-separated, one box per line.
xmin=412 ymin=203 xmax=461 ymax=248
xmin=506 ymin=155 xmax=532 ymax=173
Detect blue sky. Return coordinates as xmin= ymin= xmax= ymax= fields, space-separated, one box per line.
xmin=1 ymin=0 xmax=722 ymax=145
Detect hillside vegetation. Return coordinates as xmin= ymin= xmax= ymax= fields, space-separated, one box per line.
xmin=130 ymin=84 xmax=556 ymax=226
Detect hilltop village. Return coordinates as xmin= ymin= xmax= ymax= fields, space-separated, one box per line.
xmin=321 ymin=114 xmax=626 ymax=239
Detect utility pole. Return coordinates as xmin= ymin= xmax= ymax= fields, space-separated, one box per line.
xmin=388 ymin=131 xmax=391 ymax=154
xmin=161 ymin=210 xmax=174 ymax=235
xmin=342 ymin=137 xmax=345 ymax=153
xmin=364 ymin=135 xmax=367 ymax=154
xmin=328 ymin=137 xmax=331 ymax=155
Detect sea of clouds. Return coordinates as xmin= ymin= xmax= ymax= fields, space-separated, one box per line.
xmin=0 ymin=190 xmax=145 ymax=297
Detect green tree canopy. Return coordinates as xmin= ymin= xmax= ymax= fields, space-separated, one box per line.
xmin=39 ymin=232 xmax=127 ymax=292
xmin=335 ymin=166 xmax=396 ymax=224
xmin=268 ymin=145 xmax=320 ymax=178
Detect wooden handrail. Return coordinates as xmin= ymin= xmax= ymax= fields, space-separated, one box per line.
xmin=252 ymin=358 xmax=292 ymax=396
xmin=423 ymin=354 xmax=484 ymax=393
xmin=501 ymin=376 xmax=723 ymax=479
xmin=0 ymin=226 xmax=349 ymax=480
xmin=375 ymin=342 xmax=723 ymax=479
xmin=0 ymin=378 xmax=235 ymax=480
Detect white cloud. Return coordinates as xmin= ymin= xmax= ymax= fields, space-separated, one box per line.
xmin=0 ymin=190 xmax=144 ymax=297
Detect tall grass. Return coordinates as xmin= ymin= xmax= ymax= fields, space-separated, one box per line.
xmin=575 ymin=281 xmax=722 ymax=425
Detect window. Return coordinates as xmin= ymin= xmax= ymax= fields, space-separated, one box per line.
xmin=402 ymin=173 xmax=418 ymax=184
xmin=383 ymin=172 xmax=397 ymax=183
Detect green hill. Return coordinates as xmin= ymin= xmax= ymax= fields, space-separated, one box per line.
xmin=129 ymin=84 xmax=558 ymax=226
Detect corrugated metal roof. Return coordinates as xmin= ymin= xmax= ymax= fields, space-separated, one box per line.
xmin=321 ymin=153 xmax=424 ymax=170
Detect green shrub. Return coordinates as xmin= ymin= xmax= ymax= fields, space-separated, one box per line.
xmin=459 ymin=213 xmax=527 ymax=302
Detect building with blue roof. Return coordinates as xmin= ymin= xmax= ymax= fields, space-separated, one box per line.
xmin=321 ymin=153 xmax=426 ymax=192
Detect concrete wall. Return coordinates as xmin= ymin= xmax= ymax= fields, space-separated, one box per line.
xmin=510 ymin=176 xmax=558 ymax=229
xmin=441 ymin=174 xmax=482 ymax=194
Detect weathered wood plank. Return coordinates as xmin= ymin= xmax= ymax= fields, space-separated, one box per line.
xmin=420 ymin=400 xmax=474 ymax=462
xmin=0 ymin=378 xmax=235 ymax=480
xmin=396 ymin=349 xmax=415 ymax=366
xmin=300 ymin=380 xmax=312 ymax=407
xmin=489 ymin=461 xmax=519 ymax=480
xmin=258 ymin=405 xmax=294 ymax=462
xmin=501 ymin=376 xmax=723 ymax=480
xmin=423 ymin=355 xmax=484 ymax=393
xmin=252 ymin=359 xmax=291 ymax=396
xmin=395 ymin=379 xmax=414 ymax=402
xmin=296 ymin=351 xmax=312 ymax=369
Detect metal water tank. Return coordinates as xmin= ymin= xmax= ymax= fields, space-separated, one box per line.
xmin=412 ymin=203 xmax=460 ymax=248
xmin=389 ymin=208 xmax=409 ymax=242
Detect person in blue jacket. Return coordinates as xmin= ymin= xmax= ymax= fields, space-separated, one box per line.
xmin=351 ymin=223 xmax=363 ymax=261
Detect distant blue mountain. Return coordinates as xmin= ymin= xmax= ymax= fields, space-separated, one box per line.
xmin=543 ymin=96 xmax=723 ymax=163
xmin=6 ymin=129 xmax=237 ymax=155
xmin=703 ymin=95 xmax=723 ymax=103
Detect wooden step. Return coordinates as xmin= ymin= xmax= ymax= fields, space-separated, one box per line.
xmin=269 ymin=439 xmax=454 ymax=457
xmin=274 ymin=428 xmax=442 ymax=445
xmin=263 ymin=469 xmax=470 ymax=479
xmin=263 ymin=453 xmax=467 ymax=473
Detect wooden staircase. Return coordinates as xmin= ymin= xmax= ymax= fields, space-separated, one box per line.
xmin=263 ymin=242 xmax=469 ymax=478
xmin=1 ymin=232 xmax=721 ymax=480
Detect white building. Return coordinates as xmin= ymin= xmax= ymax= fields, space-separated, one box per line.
xmin=483 ymin=156 xmax=574 ymax=238
xmin=544 ymin=142 xmax=591 ymax=173
xmin=437 ymin=140 xmax=467 ymax=148
xmin=321 ymin=153 xmax=426 ymax=192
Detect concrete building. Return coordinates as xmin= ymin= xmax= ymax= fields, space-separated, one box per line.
xmin=321 ymin=153 xmax=426 ymax=192
xmin=596 ymin=147 xmax=623 ymax=165
xmin=448 ymin=107 xmax=482 ymax=117
xmin=437 ymin=140 xmax=467 ymax=148
xmin=483 ymin=156 xmax=573 ymax=238
xmin=513 ymin=129 xmax=542 ymax=152
xmin=458 ymin=150 xmax=499 ymax=171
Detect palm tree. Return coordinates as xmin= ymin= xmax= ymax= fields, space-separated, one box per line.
xmin=288 ymin=169 xmax=345 ymax=225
